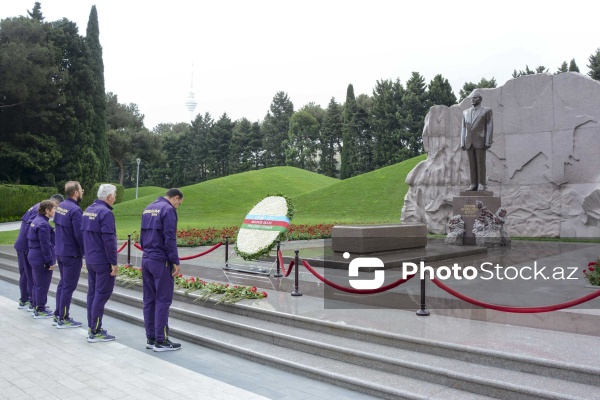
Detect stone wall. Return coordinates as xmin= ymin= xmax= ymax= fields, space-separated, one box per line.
xmin=401 ymin=72 xmax=600 ymax=238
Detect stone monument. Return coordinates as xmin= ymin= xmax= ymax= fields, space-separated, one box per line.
xmin=401 ymin=72 xmax=600 ymax=239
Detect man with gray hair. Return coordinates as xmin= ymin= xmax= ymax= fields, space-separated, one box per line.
xmin=81 ymin=184 xmax=119 ymax=342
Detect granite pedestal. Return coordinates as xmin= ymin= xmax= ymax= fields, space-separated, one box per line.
xmin=453 ymin=191 xmax=501 ymax=246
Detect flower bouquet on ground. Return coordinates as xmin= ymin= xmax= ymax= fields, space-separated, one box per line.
xmin=584 ymin=259 xmax=600 ymax=286
xmin=174 ymin=275 xmax=267 ymax=304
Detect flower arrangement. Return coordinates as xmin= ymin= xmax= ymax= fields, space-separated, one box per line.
xmin=584 ymin=259 xmax=600 ymax=286
xmin=174 ymin=275 xmax=267 ymax=304
xmin=110 ymin=265 xmax=267 ymax=304
xmin=234 ymin=194 xmax=295 ymax=261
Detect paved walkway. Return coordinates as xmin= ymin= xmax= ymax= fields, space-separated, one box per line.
xmin=0 ymin=279 xmax=377 ymax=400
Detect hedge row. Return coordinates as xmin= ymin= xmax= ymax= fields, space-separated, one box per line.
xmin=0 ymin=183 xmax=124 ymax=222
xmin=0 ymin=185 xmax=59 ymax=222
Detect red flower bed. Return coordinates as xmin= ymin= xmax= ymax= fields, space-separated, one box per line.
xmin=175 ymin=223 xmax=335 ymax=247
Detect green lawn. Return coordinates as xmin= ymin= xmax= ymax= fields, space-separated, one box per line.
xmin=122 ymin=186 xmax=165 ymax=202
xmin=0 ymin=159 xmax=425 ymax=243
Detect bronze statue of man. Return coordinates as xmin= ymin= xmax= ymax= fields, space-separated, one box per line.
xmin=460 ymin=91 xmax=493 ymax=191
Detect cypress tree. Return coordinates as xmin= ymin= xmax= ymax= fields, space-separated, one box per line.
xmin=569 ymin=58 xmax=580 ymax=73
xmin=340 ymin=84 xmax=359 ymax=179
xmin=86 ymin=6 xmax=109 ymax=180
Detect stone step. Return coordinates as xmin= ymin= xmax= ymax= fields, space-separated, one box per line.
xmin=1 ymin=259 xmax=599 ymax=400
xmin=1 ymin=253 xmax=598 ymax=388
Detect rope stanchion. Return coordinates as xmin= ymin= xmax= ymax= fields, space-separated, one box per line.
xmin=416 ymin=258 xmax=429 ymax=316
xmin=274 ymin=241 xmax=283 ymax=278
xmin=432 ymin=278 xmax=600 ymax=313
xmin=134 ymin=242 xmax=143 ymax=251
xmin=126 ymin=235 xmax=131 ymax=266
xmin=301 ymin=260 xmax=415 ymax=294
xmin=180 ymin=242 xmax=222 ymax=260
xmin=291 ymin=250 xmax=302 ymax=296
xmin=116 ymin=241 xmax=127 ymax=254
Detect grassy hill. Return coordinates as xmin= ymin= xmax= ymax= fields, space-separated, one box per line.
xmin=113 ymin=166 xmax=339 ymax=235
xmin=122 ymin=186 xmax=165 ymax=202
xmin=292 ymin=154 xmax=426 ymax=224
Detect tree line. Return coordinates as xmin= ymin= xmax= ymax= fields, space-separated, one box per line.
xmin=3 ymin=3 xmax=600 ymax=190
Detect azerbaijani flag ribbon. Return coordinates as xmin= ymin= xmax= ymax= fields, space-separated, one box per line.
xmin=241 ymin=214 xmax=290 ymax=232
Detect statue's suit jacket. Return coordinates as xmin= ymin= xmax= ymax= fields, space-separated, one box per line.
xmin=461 ymin=106 xmax=493 ymax=149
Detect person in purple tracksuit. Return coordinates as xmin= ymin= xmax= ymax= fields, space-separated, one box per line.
xmin=53 ymin=181 xmax=85 ymax=329
xmin=27 ymin=200 xmax=59 ymax=318
xmin=14 ymin=194 xmax=64 ymax=310
xmin=81 ymin=184 xmax=119 ymax=343
xmin=140 ymin=188 xmax=184 ymax=352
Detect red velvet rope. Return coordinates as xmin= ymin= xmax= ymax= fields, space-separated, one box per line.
xmin=277 ymin=250 xmax=294 ymax=277
xmin=302 ymin=260 xmax=415 ymax=294
xmin=116 ymin=241 xmax=127 ymax=254
xmin=180 ymin=242 xmax=222 ymax=260
xmin=132 ymin=241 xmax=222 ymax=260
xmin=432 ymin=278 xmax=600 ymax=313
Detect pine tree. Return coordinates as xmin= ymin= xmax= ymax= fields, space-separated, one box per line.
xmin=427 ymin=74 xmax=457 ymax=107
xmin=459 ymin=77 xmax=497 ymax=101
xmin=399 ymin=72 xmax=429 ymax=158
xmin=587 ymin=49 xmax=600 ymax=81
xmin=556 ymin=61 xmax=568 ymax=74
xmin=371 ymin=79 xmax=404 ymax=168
xmin=319 ymin=98 xmax=342 ymax=177
xmin=86 ymin=5 xmax=109 ymax=180
xmin=285 ymin=111 xmax=319 ymax=171
xmin=27 ymin=2 xmax=44 ymax=21
xmin=261 ymin=91 xmax=294 ymax=167
xmin=569 ymin=58 xmax=580 ymax=72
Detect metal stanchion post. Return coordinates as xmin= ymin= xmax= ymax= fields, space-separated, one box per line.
xmin=416 ymin=257 xmax=430 ymax=316
xmin=224 ymin=236 xmax=230 ymax=269
xmin=274 ymin=240 xmax=282 ymax=277
xmin=127 ymin=234 xmax=131 ymax=267
xmin=291 ymin=249 xmax=302 ymax=296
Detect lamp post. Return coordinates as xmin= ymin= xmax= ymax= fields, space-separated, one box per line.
xmin=135 ymin=158 xmax=141 ymax=199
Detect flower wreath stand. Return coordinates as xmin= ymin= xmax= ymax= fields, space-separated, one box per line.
xmin=224 ymin=195 xmax=294 ymax=276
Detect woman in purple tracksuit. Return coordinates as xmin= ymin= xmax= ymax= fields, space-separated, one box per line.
xmin=27 ymin=200 xmax=58 ymax=318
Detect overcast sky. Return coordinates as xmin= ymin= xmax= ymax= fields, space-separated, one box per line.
xmin=3 ymin=1 xmax=600 ymax=130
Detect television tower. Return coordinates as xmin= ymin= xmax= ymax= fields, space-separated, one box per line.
xmin=185 ymin=63 xmax=198 ymax=120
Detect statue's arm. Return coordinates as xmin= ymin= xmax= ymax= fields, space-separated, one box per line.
xmin=485 ymin=109 xmax=493 ymax=148
xmin=460 ymin=113 xmax=466 ymax=150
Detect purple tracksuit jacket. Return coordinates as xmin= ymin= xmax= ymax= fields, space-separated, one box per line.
xmin=81 ymin=200 xmax=117 ymax=266
xmin=14 ymin=203 xmax=40 ymax=253
xmin=140 ymin=197 xmax=180 ymax=265
xmin=54 ymin=198 xmax=84 ymax=257
xmin=27 ymin=215 xmax=55 ymax=268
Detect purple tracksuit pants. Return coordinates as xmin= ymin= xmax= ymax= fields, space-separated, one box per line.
xmin=142 ymin=258 xmax=174 ymax=342
xmin=86 ymin=263 xmax=115 ymax=332
xmin=17 ymin=250 xmax=33 ymax=305
xmin=54 ymin=256 xmax=83 ymax=320
xmin=28 ymin=259 xmax=53 ymax=311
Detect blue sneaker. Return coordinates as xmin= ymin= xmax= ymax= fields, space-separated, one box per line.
xmin=153 ymin=338 xmax=181 ymax=352
xmin=87 ymin=329 xmax=115 ymax=343
xmin=18 ymin=300 xmax=30 ymax=309
xmin=146 ymin=338 xmax=155 ymax=349
xmin=52 ymin=315 xmax=59 ymax=326
xmin=57 ymin=317 xmax=82 ymax=329
xmin=33 ymin=308 xmax=54 ymax=319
